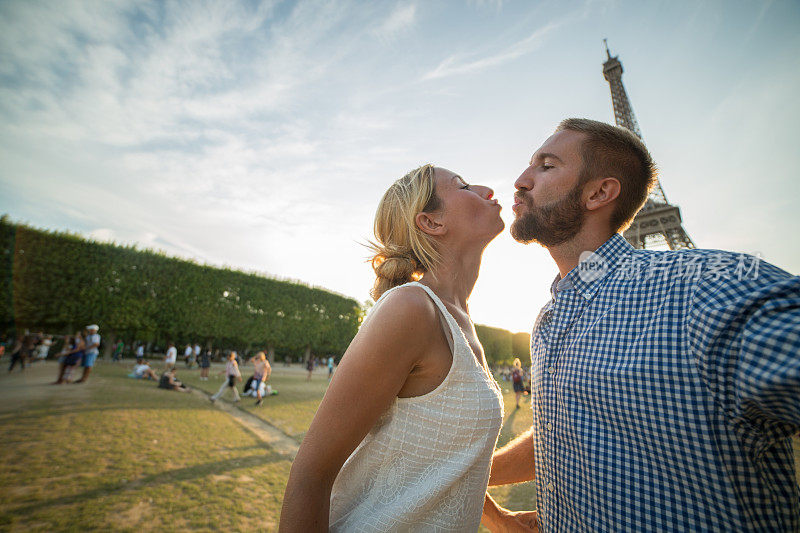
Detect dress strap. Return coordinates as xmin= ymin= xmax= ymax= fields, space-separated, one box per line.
xmin=372 ymin=281 xmax=464 ymax=359
xmin=404 ymin=282 xmax=464 ymax=355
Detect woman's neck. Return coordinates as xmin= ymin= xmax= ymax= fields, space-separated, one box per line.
xmin=418 ymin=245 xmax=484 ymax=312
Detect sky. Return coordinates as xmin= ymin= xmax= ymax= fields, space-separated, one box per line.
xmin=1 ymin=0 xmax=799 ymax=334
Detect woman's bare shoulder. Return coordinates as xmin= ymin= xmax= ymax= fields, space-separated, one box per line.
xmin=369 ymin=285 xmax=438 ymax=325
xmin=356 ymin=285 xmax=441 ymax=356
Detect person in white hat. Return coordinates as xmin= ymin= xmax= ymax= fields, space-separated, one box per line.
xmin=76 ymin=324 xmax=101 ymax=383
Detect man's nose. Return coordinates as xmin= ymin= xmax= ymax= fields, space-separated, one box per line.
xmin=514 ymin=166 xmax=534 ymax=191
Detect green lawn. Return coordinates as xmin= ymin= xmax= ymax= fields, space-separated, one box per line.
xmin=0 ymin=362 xmax=293 ymax=532
xmin=0 ymin=361 xmax=796 ymax=532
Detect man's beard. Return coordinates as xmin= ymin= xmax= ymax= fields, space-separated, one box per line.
xmin=510 ymin=185 xmax=586 ymax=247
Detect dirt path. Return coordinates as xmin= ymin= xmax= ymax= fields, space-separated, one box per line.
xmin=189 ymin=387 xmax=300 ymax=458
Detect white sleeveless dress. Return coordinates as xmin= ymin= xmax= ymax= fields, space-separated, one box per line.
xmin=329 ymin=282 xmax=504 ymax=532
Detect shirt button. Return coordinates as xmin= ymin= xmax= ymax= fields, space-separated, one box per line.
xmin=548 ymin=366 xmax=555 ymax=374
xmin=547 ymin=481 xmax=555 ymax=492
xmin=546 ymin=422 xmax=553 ymax=431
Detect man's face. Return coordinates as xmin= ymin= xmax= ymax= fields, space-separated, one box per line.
xmin=511 ymin=129 xmax=588 ymax=247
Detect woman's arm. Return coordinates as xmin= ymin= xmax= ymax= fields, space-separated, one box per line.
xmin=279 ymin=288 xmax=440 ymax=532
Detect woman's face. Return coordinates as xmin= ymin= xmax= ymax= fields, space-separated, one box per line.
xmin=429 ymin=167 xmax=504 ymax=245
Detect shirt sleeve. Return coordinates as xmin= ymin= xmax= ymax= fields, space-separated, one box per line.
xmin=686 ymin=257 xmax=800 ymax=440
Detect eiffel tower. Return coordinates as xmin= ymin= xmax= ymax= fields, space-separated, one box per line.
xmin=602 ymin=40 xmax=695 ymax=250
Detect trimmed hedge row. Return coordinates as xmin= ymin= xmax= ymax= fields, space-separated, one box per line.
xmin=0 ymin=216 xmax=529 ymax=364
xmin=1 ymin=216 xmax=362 ymax=357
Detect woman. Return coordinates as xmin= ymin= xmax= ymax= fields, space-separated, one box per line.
xmin=53 ymin=332 xmax=85 ymax=384
xmin=158 ymin=368 xmax=190 ymax=392
xmin=511 ymin=358 xmax=525 ymax=408
xmin=210 ymin=351 xmax=241 ymax=403
xmin=280 ymin=165 xmax=505 ymax=532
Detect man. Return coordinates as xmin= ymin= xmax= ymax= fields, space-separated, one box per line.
xmin=193 ymin=342 xmax=201 ymax=367
xmin=483 ymin=118 xmax=800 ymax=532
xmin=75 ymin=325 xmax=101 ymax=383
xmin=135 ymin=343 xmax=145 ymax=363
xmin=164 ymin=342 xmax=177 ymax=372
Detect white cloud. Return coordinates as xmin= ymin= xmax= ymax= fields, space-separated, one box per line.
xmin=421 ymin=22 xmax=558 ymax=81
xmin=373 ymin=3 xmax=416 ymax=40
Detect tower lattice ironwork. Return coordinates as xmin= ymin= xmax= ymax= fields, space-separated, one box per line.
xmin=602 ymin=40 xmax=695 ymax=250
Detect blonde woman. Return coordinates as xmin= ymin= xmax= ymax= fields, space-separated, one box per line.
xmin=210 ymin=351 xmax=241 ymax=403
xmin=280 ymin=165 xmax=506 ymax=532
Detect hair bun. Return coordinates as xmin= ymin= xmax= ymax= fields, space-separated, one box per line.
xmin=373 ymin=254 xmax=417 ymax=282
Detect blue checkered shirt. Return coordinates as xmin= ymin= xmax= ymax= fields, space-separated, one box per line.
xmin=530 ymin=233 xmax=800 ymax=532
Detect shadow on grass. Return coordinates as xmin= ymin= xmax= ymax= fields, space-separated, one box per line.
xmin=8 ymin=451 xmax=286 ymax=516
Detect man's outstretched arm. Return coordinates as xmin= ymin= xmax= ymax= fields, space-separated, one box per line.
xmin=489 ymin=427 xmax=535 ymax=486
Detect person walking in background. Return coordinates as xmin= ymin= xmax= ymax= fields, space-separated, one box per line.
xmin=111 ymin=339 xmax=124 ymax=362
xmin=135 ymin=343 xmax=144 ymax=363
xmin=183 ymin=343 xmax=193 ymax=368
xmin=193 ymin=342 xmax=201 ymax=367
xmin=210 ymin=351 xmax=241 ymax=403
xmin=53 ymin=332 xmax=84 ymax=384
xmin=326 ymin=356 xmax=335 ymax=381
xmin=8 ymin=332 xmax=37 ymax=372
xmin=510 ymin=358 xmax=525 ymax=409
xmin=164 ymin=342 xmax=177 ymax=372
xmin=198 ymin=348 xmax=211 ymax=380
xmin=305 ymin=356 xmax=314 ymax=381
xmin=75 ymin=324 xmax=100 ymax=383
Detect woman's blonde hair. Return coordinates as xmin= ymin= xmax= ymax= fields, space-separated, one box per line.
xmin=369 ymin=164 xmax=442 ymax=301
xmin=255 ymin=351 xmax=266 ymax=361
xmin=513 ymin=358 xmax=521 ymax=369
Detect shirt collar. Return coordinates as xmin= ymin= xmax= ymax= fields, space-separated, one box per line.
xmin=549 ymin=233 xmax=634 ymax=302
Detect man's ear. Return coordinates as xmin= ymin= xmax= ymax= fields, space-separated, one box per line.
xmin=585 ymin=177 xmax=621 ymax=211
xmin=416 ymin=211 xmax=445 ymax=236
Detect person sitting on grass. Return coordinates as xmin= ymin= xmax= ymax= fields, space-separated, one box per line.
xmin=210 ymin=351 xmax=241 ymax=403
xmin=130 ymin=360 xmax=158 ymax=381
xmin=158 ymin=368 xmax=189 ymax=392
